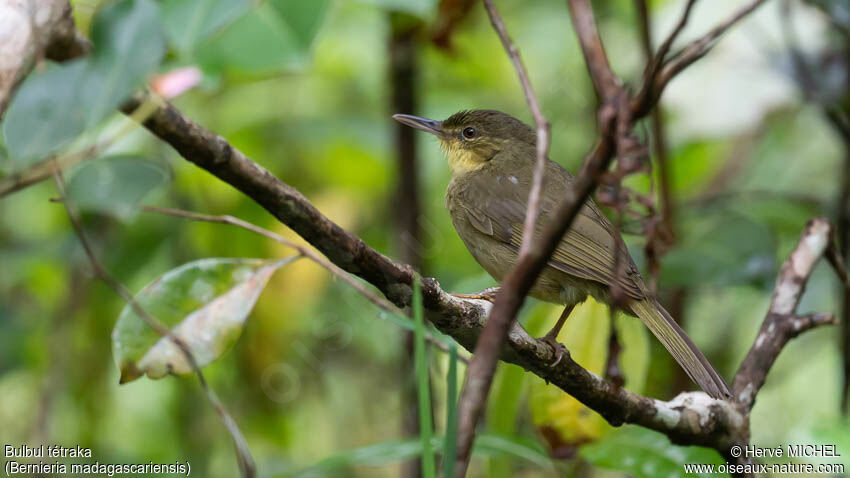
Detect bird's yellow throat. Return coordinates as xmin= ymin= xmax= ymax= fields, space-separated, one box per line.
xmin=439 ymin=138 xmax=487 ymax=175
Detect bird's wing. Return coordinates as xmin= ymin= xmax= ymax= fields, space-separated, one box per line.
xmin=457 ymin=164 xmax=644 ymax=300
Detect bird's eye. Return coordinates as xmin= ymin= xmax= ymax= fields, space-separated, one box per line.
xmin=462 ymin=127 xmax=477 ymax=140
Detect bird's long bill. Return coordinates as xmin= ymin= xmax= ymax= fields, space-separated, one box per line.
xmin=392 ymin=114 xmax=445 ymax=137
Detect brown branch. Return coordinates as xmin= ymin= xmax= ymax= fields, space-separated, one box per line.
xmin=633 ymin=0 xmax=697 ymax=114
xmin=5 ymin=2 xmax=831 ymax=474
xmin=635 ymin=0 xmax=675 ymax=247
xmin=50 ymin=166 xmax=256 ymax=478
xmin=140 ymin=205 xmax=467 ymax=363
xmin=657 ymin=0 xmax=767 ymax=93
xmin=732 ymin=218 xmax=839 ymax=410
xmin=633 ymin=0 xmax=768 ymax=117
xmin=113 ymin=95 xmax=850 ymax=476
xmin=566 ymin=0 xmax=621 ymax=102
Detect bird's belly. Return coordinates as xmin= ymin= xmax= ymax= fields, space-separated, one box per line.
xmin=457 ymin=229 xmax=589 ymax=306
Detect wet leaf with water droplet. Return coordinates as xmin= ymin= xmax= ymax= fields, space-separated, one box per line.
xmin=112 ymin=257 xmax=295 ymax=383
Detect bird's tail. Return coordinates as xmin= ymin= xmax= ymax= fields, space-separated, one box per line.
xmin=630 ymin=299 xmax=731 ymax=400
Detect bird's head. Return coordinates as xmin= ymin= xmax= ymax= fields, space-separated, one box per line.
xmin=393 ymin=109 xmax=535 ymax=175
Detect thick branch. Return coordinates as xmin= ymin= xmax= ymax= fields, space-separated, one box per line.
xmin=121 ymin=97 xmax=749 ymax=450
xmin=733 ymin=218 xmax=839 ymax=410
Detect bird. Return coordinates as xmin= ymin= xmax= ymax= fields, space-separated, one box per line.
xmin=392 ymin=109 xmax=731 ymax=400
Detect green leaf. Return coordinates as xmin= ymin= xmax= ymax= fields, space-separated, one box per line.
xmin=580 ymin=426 xmax=724 ymax=478
xmin=2 ymin=61 xmax=88 ymax=164
xmin=66 ymin=155 xmax=169 ymax=219
xmin=160 ymin=0 xmax=253 ymax=55
xmin=413 ymin=278 xmax=436 ymax=478
xmin=356 ymin=0 xmax=438 ymax=18
xmin=2 ymin=0 xmax=165 ymax=164
xmin=282 ymin=434 xmax=552 ymax=477
xmin=112 ymin=257 xmax=294 ymax=383
xmin=529 ymin=300 xmax=649 ymax=451
xmin=197 ymin=1 xmax=329 ymax=75
xmin=269 ymin=0 xmax=332 ymax=49
xmin=661 ymin=212 xmax=776 ymax=288
xmin=83 ymin=0 xmax=166 ymax=125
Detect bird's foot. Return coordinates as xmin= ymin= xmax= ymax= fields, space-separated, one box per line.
xmin=540 ymin=333 xmax=568 ymax=368
xmin=451 ymin=287 xmax=500 ymax=303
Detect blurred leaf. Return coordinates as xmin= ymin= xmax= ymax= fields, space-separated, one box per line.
xmin=487 ymin=362 xmax=527 ymax=477
xmin=2 ymin=62 xmax=88 ymax=164
xmin=113 ymin=257 xmax=294 ymax=383
xmin=356 ymin=0 xmax=438 ymax=18
xmin=2 ymin=0 xmax=164 ymax=163
xmin=529 ymin=299 xmax=649 ymax=455
xmin=804 ymin=0 xmax=850 ymax=30
xmin=83 ymin=0 xmax=165 ymax=124
xmin=669 ymin=140 xmax=731 ymax=198
xmin=67 ymin=155 xmax=169 ymax=219
xmin=474 ymin=434 xmax=554 ymax=469
xmin=380 ymin=310 xmax=454 ymax=347
xmin=269 ymin=0 xmax=332 ymax=49
xmin=812 ymin=422 xmax=850 ymax=469
xmin=282 ymin=434 xmax=552 ymax=477
xmin=198 ymin=1 xmax=329 ymax=75
xmin=580 ymin=426 xmax=724 ymax=478
xmin=662 ymin=212 xmax=776 ymax=288
xmin=412 ymin=279 xmax=436 ymax=478
xmin=160 ymin=0 xmax=253 ymax=55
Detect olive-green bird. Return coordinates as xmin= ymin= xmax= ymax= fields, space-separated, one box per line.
xmin=393 ymin=109 xmax=730 ymax=400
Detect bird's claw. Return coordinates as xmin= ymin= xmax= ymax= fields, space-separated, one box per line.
xmin=451 ymin=286 xmax=500 ymax=303
xmin=540 ymin=334 xmax=567 ymax=368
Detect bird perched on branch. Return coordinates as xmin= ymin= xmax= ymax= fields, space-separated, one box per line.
xmin=393 ymin=109 xmax=730 ymax=400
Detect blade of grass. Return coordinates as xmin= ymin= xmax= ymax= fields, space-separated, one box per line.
xmin=413 ymin=277 xmax=436 ymax=478
xmin=443 ymin=342 xmax=459 ymax=478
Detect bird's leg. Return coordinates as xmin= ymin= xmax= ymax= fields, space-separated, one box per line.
xmin=450 ymin=286 xmax=500 ymax=303
xmin=539 ymin=304 xmax=575 ymax=367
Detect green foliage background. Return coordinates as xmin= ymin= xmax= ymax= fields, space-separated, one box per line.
xmin=1 ymin=0 xmax=849 ymax=476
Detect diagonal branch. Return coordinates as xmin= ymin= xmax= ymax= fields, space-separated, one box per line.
xmin=633 ymin=0 xmax=769 ymax=117
xmin=566 ymin=0 xmax=621 ymax=102
xmin=733 ymin=218 xmax=840 ymax=410
xmin=140 ymin=205 xmax=467 ymax=363
xmin=114 ymin=95 xmax=844 ymax=472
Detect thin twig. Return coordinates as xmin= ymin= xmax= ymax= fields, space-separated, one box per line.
xmin=481 ymin=0 xmax=551 ymax=258
xmin=454 ymin=2 xmax=621 ymax=475
xmin=633 ymin=0 xmax=697 ymax=111
xmin=0 ymin=94 xmax=162 ymax=198
xmin=656 ymin=0 xmax=767 ymax=95
xmin=635 ymin=0 xmax=675 ymax=290
xmin=633 ymin=0 xmax=768 ymax=116
xmin=566 ymin=0 xmax=621 ymax=102
xmin=140 ymin=205 xmax=468 ymax=363
xmin=50 ymin=167 xmax=256 ymax=478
